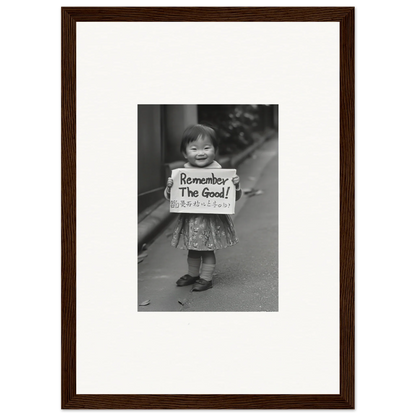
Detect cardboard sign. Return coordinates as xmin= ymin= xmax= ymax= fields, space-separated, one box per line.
xmin=170 ymin=168 xmax=236 ymax=214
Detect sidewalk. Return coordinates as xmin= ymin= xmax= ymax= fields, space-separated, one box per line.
xmin=138 ymin=137 xmax=278 ymax=311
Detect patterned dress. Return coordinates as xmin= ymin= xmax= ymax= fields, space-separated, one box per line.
xmin=171 ymin=213 xmax=238 ymax=251
xmin=168 ymin=161 xmax=239 ymax=251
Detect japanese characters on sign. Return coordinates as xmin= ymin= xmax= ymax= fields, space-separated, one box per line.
xmin=170 ymin=168 xmax=236 ymax=214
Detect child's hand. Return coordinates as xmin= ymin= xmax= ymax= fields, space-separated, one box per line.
xmin=232 ymin=175 xmax=240 ymax=189
xmin=166 ymin=177 xmax=173 ymax=188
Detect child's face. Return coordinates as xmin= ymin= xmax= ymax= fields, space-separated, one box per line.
xmin=183 ymin=135 xmax=216 ymax=168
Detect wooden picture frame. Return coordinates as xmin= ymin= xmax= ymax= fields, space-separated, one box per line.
xmin=62 ymin=7 xmax=354 ymax=409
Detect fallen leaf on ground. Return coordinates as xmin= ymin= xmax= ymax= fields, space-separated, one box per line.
xmin=178 ymin=300 xmax=190 ymax=309
xmin=248 ymin=189 xmax=264 ymax=197
xmin=243 ymin=188 xmax=264 ymax=197
xmin=139 ymin=300 xmax=151 ymax=306
xmin=138 ymin=252 xmax=148 ymax=263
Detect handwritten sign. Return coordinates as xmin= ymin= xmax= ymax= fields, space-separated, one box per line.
xmin=170 ymin=168 xmax=236 ymax=214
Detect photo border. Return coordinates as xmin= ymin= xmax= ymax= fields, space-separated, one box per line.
xmin=62 ymin=7 xmax=354 ymax=409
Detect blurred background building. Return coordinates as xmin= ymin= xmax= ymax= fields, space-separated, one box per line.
xmin=138 ymin=105 xmax=278 ymax=220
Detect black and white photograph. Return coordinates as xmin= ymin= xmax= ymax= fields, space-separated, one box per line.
xmin=138 ymin=105 xmax=278 ymax=311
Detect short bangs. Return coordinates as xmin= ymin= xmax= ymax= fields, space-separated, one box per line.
xmin=180 ymin=124 xmax=218 ymax=154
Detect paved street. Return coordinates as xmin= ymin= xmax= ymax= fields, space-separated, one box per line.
xmin=138 ymin=137 xmax=278 ymax=312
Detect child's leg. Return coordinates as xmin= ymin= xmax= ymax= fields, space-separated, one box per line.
xmin=200 ymin=251 xmax=215 ymax=281
xmin=176 ymin=250 xmax=201 ymax=286
xmin=201 ymin=251 xmax=215 ymax=265
xmin=192 ymin=251 xmax=215 ymax=292
xmin=187 ymin=250 xmax=202 ymax=277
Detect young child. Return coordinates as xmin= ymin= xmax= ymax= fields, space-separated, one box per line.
xmin=165 ymin=124 xmax=242 ymax=292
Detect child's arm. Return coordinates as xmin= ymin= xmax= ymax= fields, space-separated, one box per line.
xmin=164 ymin=177 xmax=173 ymax=200
xmin=232 ymin=175 xmax=242 ymax=201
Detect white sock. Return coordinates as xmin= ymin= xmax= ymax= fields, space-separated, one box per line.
xmin=187 ymin=257 xmax=201 ymax=277
xmin=200 ymin=263 xmax=215 ymax=282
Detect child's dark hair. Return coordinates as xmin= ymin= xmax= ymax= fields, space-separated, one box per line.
xmin=180 ymin=124 xmax=219 ymax=154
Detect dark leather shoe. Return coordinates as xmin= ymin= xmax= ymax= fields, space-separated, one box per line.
xmin=192 ymin=278 xmax=213 ymax=292
xmin=176 ymin=274 xmax=199 ymax=287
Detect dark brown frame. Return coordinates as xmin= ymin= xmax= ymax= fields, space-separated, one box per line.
xmin=62 ymin=7 xmax=354 ymax=409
